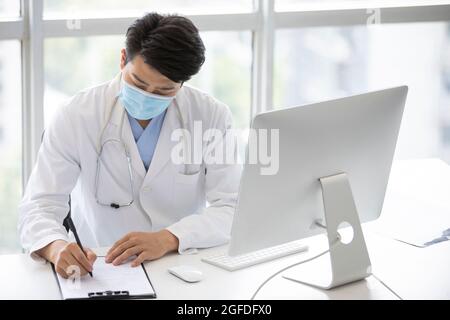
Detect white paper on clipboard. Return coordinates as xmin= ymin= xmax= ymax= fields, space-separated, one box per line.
xmin=55 ymin=256 xmax=156 ymax=300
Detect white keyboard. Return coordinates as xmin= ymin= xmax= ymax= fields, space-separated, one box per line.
xmin=201 ymin=241 xmax=309 ymax=271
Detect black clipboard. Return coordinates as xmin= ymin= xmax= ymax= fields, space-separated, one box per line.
xmin=52 ymin=257 xmax=157 ymax=300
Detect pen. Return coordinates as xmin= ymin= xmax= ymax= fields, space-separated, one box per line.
xmin=67 ymin=217 xmax=93 ymax=277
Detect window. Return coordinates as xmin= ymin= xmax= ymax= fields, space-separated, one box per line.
xmin=43 ymin=0 xmax=254 ymax=18
xmin=0 ymin=41 xmax=22 ymax=254
xmin=190 ymin=32 xmax=252 ymax=129
xmin=44 ymin=32 xmax=252 ymax=129
xmin=1 ymin=0 xmax=449 ymax=254
xmin=44 ymin=35 xmax=125 ymax=124
xmin=274 ymin=22 xmax=450 ymax=161
xmin=0 ymin=0 xmax=20 ymax=18
xmin=275 ymin=0 xmax=450 ymax=12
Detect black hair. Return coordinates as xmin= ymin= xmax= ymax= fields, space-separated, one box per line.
xmin=125 ymin=13 xmax=206 ymax=83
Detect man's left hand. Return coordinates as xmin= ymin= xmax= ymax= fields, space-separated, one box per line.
xmin=105 ymin=230 xmax=179 ymax=267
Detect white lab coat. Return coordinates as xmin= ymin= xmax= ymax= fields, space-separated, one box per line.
xmin=18 ymin=73 xmax=242 ymax=260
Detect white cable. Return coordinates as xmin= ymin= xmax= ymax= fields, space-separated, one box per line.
xmin=250 ymin=239 xmax=340 ymax=300
xmin=250 ymin=239 xmax=404 ymax=300
xmin=371 ymin=273 xmax=403 ymax=300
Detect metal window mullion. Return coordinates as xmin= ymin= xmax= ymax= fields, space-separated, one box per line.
xmin=251 ymin=0 xmax=275 ymax=122
xmin=274 ymin=4 xmax=450 ymax=28
xmin=21 ymin=0 xmax=44 ymax=187
xmin=0 ymin=20 xmax=24 ymax=40
xmin=42 ymin=13 xmax=259 ymax=37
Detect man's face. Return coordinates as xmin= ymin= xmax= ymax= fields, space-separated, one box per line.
xmin=120 ymin=48 xmax=182 ymax=97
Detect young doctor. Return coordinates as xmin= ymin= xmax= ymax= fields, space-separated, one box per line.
xmin=18 ymin=13 xmax=241 ymax=278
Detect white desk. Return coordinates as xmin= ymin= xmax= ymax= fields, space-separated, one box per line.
xmin=0 ymin=229 xmax=448 ymax=300
xmin=1 ymin=159 xmax=449 ymax=300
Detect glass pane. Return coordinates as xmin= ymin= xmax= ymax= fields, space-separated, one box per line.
xmin=0 ymin=41 xmax=22 ymax=254
xmin=0 ymin=0 xmax=20 ymax=18
xmin=44 ymin=32 xmax=252 ymax=129
xmin=274 ymin=22 xmax=450 ymax=163
xmin=190 ymin=32 xmax=252 ymax=129
xmin=44 ymin=35 xmax=125 ymax=124
xmin=44 ymin=0 xmax=254 ymax=18
xmin=275 ymin=0 xmax=450 ymax=12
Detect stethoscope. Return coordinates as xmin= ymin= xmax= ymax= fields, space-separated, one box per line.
xmin=94 ymin=94 xmax=188 ymax=209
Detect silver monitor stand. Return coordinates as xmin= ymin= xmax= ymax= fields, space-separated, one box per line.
xmin=283 ymin=172 xmax=371 ymax=289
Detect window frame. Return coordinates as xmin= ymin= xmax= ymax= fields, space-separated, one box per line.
xmin=0 ymin=0 xmax=449 ymax=187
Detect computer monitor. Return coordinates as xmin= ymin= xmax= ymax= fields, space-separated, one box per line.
xmin=227 ymin=86 xmax=408 ymax=288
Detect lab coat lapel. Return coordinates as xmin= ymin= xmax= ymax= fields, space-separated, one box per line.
xmin=108 ymin=89 xmax=147 ymax=180
xmin=143 ymin=99 xmax=182 ymax=186
xmin=121 ymin=111 xmax=147 ymax=180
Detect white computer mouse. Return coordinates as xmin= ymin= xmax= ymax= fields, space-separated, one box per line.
xmin=168 ymin=265 xmax=203 ymax=283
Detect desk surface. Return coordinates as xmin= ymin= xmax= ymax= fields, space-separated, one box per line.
xmin=0 ymin=229 xmax=448 ymax=300
xmin=1 ymin=159 xmax=449 ymax=300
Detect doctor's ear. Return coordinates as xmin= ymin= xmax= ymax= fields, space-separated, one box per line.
xmin=120 ymin=48 xmax=128 ymax=70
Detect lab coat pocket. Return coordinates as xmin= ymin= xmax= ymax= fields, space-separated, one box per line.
xmin=172 ymin=169 xmax=204 ymax=215
xmin=174 ymin=170 xmax=201 ymax=185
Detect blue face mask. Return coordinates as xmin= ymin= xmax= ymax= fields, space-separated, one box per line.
xmin=118 ymin=80 xmax=175 ymax=120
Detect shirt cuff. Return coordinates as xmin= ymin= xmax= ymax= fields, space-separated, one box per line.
xmin=28 ymin=234 xmax=70 ymax=264
xmin=165 ymin=225 xmax=198 ymax=255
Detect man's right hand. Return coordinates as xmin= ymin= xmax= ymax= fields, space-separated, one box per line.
xmin=37 ymin=240 xmax=97 ymax=279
